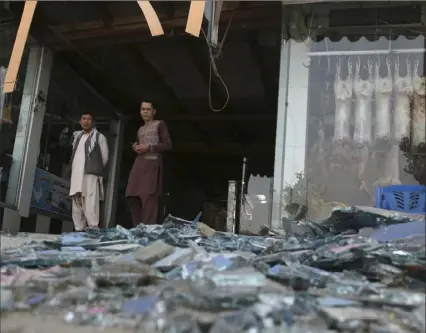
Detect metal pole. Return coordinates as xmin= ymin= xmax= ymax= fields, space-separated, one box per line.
xmin=235 ymin=157 xmax=247 ymax=234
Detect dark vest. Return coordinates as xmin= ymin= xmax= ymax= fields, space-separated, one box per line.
xmin=68 ymin=131 xmax=105 ymax=177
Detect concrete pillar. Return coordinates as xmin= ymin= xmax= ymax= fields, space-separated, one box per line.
xmin=272 ymin=39 xmax=291 ymax=230
xmin=272 ymin=39 xmax=310 ymax=230
xmin=103 ymin=118 xmax=124 ymax=228
xmin=2 ymin=46 xmax=53 ymax=231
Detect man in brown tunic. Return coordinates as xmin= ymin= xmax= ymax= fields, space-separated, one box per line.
xmin=126 ymin=100 xmax=172 ymax=226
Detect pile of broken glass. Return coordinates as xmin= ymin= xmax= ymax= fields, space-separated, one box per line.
xmin=1 ymin=206 xmax=425 ymax=333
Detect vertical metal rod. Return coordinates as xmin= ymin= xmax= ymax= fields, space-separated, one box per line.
xmin=206 ymin=0 xmax=214 ymax=42
xmin=234 ymin=181 xmax=241 ymax=234
xmin=234 ymin=157 xmax=247 ymax=234
xmin=241 ymin=157 xmax=247 ymax=199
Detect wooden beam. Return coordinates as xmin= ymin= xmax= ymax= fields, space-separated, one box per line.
xmin=49 ymin=21 xmax=280 ymax=51
xmin=46 ymin=4 xmax=280 ymax=43
xmin=3 ymin=1 xmax=37 ymax=93
xmin=54 ymin=2 xmax=273 ymax=32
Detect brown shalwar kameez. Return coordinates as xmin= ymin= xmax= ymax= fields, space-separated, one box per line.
xmin=126 ymin=120 xmax=172 ymax=225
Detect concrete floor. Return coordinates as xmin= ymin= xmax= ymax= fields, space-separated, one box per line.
xmin=1 ymin=312 xmax=140 ymax=333
xmin=1 ymin=233 xmax=58 ymax=250
xmin=1 ymin=233 xmax=141 ymax=332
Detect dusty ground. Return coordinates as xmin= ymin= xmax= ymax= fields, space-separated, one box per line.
xmin=1 ymin=233 xmax=142 ymax=332
xmin=0 ymin=312 xmax=138 ymax=333
xmin=1 ymin=233 xmax=58 ymax=250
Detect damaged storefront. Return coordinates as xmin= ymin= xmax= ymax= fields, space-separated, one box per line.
xmin=272 ymin=1 xmax=426 ymax=229
xmin=0 ymin=2 xmax=425 ymax=333
xmin=0 ymin=4 xmax=124 ymax=232
xmin=1 ymin=1 xmax=283 ymax=233
xmin=1 ymin=1 xmax=425 ymax=233
xmin=0 ymin=22 xmax=32 ymax=229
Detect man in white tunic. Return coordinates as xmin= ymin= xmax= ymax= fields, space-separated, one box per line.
xmin=69 ymin=112 xmax=109 ymax=231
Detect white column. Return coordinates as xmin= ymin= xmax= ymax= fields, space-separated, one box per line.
xmin=4 ymin=46 xmax=53 ymax=218
xmin=103 ymin=118 xmax=124 ymax=228
xmin=272 ymin=39 xmax=291 ymax=229
xmin=272 ymin=40 xmax=310 ymax=230
xmin=282 ymin=41 xmax=310 ymax=190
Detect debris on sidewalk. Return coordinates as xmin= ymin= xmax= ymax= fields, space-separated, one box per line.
xmin=1 ymin=210 xmax=425 ymax=333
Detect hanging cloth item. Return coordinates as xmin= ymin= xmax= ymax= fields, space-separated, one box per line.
xmin=333 ymin=58 xmax=353 ymax=145
xmin=393 ymin=59 xmax=413 ymax=144
xmin=353 ymin=57 xmax=374 ymax=148
xmin=374 ymin=58 xmax=392 ymax=144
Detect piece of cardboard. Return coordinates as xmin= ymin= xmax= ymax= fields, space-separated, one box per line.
xmin=3 ymin=1 xmax=37 ymax=94
xmin=137 ymin=1 xmax=164 ymax=37
xmin=186 ymin=1 xmax=206 ymax=37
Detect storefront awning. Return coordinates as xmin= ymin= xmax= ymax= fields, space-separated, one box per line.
xmin=310 ymin=35 xmax=425 ymax=52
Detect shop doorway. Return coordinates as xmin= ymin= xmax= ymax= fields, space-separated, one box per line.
xmin=31 ymin=1 xmax=283 ymax=230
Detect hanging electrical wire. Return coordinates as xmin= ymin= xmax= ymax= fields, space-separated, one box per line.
xmin=200 ymin=8 xmax=235 ymax=113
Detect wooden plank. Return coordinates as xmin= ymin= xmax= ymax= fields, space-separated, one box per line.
xmin=136 ymin=1 xmax=164 ymax=36
xmin=47 ymin=4 xmax=280 ymax=44
xmin=186 ymin=1 xmax=206 ymax=37
xmin=3 ymin=1 xmax=37 ymax=93
xmin=54 ymin=2 xmax=273 ymax=33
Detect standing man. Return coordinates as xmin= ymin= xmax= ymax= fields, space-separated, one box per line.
xmin=69 ymin=111 xmax=109 ymax=231
xmin=126 ymin=100 xmax=172 ymax=226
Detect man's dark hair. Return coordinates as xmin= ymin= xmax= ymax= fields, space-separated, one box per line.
xmin=81 ymin=111 xmax=95 ymax=121
xmin=141 ymin=100 xmax=156 ymax=110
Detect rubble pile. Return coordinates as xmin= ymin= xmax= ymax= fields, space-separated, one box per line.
xmin=1 ymin=207 xmax=425 ymax=333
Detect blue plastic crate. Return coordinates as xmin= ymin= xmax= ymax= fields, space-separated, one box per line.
xmin=375 ymin=185 xmax=426 ymax=213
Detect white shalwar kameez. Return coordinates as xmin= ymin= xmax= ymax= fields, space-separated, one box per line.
xmin=69 ymin=132 xmax=109 ymax=230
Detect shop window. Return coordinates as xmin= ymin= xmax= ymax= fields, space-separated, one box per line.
xmin=278 ymin=34 xmax=425 ymax=221
xmin=0 ymin=25 xmax=29 ymax=204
